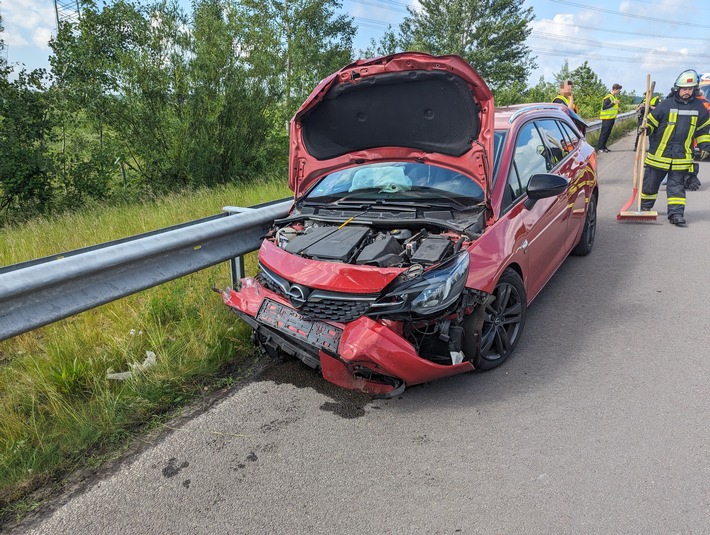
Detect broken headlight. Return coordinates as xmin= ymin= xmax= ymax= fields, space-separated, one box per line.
xmin=370 ymin=252 xmax=469 ymax=316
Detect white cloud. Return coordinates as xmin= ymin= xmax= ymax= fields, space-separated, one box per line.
xmin=32 ymin=27 xmax=53 ymax=49
xmin=3 ymin=30 xmax=29 ymax=47
xmin=4 ymin=0 xmax=55 ymax=30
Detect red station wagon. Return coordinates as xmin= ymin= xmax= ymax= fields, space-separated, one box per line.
xmin=222 ymin=52 xmax=598 ymax=398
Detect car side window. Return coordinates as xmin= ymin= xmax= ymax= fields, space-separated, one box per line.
xmin=512 ymin=122 xmax=549 ymax=191
xmin=536 ymin=119 xmax=568 ymax=166
xmin=506 ymin=161 xmax=523 ymax=203
xmin=558 ymin=121 xmax=580 ymax=152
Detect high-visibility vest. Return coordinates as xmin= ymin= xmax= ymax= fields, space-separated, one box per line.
xmin=554 ymin=95 xmax=570 ymax=106
xmin=599 ymin=93 xmax=619 ymax=120
xmin=553 ymin=94 xmax=579 ymax=113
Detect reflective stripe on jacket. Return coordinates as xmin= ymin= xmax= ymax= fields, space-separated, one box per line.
xmin=645 ymin=94 xmax=710 ymax=171
xmin=599 ymin=93 xmax=619 ymax=120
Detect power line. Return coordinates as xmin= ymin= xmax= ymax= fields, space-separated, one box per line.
xmin=530 ymin=31 xmax=707 ymax=56
xmin=529 ymin=46 xmax=708 ymax=66
xmin=534 ymin=20 xmax=709 ymax=42
xmin=349 ymin=0 xmax=409 ymax=15
xmin=547 ymin=0 xmax=710 ymax=29
xmin=353 ymin=17 xmax=394 ymax=29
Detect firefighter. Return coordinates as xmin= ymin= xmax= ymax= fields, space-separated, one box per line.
xmin=596 ymin=83 xmax=622 ymax=153
xmin=633 ymin=91 xmax=660 ymax=151
xmin=684 ymin=89 xmax=710 ymax=191
xmin=640 ymin=70 xmax=710 ymax=226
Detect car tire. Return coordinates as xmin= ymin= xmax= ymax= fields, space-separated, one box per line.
xmin=469 ymin=268 xmax=527 ymax=372
xmin=571 ymin=193 xmax=597 ymax=257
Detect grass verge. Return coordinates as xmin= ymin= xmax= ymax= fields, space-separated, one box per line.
xmin=0 ymin=178 xmax=291 ymax=526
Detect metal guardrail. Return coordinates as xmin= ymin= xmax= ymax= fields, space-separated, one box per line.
xmin=0 ymin=198 xmax=291 ymax=341
xmin=586 ymin=110 xmax=636 ymax=134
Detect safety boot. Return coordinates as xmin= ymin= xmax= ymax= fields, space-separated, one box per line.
xmin=669 ymin=213 xmax=687 ymax=226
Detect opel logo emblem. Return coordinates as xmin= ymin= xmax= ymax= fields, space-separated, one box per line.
xmin=286 ymin=284 xmax=309 ymax=308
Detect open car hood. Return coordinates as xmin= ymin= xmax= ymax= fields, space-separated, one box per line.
xmin=288 ymin=52 xmax=495 ymax=199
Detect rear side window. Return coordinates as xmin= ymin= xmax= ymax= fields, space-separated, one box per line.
xmin=536 ymin=119 xmax=568 ymax=166
xmin=558 ymin=121 xmax=580 ymax=151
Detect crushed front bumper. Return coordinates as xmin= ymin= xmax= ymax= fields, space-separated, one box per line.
xmin=223 ymin=278 xmax=474 ymax=396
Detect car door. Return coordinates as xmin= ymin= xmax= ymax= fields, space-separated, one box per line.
xmin=507 ymin=120 xmax=570 ymax=300
xmin=555 ymin=120 xmax=593 ymax=251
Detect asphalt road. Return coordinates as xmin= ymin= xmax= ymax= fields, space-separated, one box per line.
xmin=15 ymin=132 xmax=710 ymax=534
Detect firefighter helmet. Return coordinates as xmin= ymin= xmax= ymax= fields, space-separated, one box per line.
xmin=674 ymin=70 xmax=700 ymax=89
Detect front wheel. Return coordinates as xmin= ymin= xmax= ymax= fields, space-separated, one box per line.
xmin=571 ymin=193 xmax=597 ymax=256
xmin=469 ymin=268 xmax=527 ymax=372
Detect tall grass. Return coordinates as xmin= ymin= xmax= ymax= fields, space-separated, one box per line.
xmin=0 ymin=178 xmax=292 ymax=524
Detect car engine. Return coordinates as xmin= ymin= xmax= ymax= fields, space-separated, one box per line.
xmin=271 ymin=221 xmax=468 ymax=267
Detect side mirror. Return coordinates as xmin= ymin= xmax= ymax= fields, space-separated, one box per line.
xmin=524 ymin=173 xmax=568 ymax=209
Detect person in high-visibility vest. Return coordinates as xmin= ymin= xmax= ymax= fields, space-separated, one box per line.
xmin=553 ymin=80 xmax=579 ymax=114
xmin=596 ymin=83 xmax=622 ymax=153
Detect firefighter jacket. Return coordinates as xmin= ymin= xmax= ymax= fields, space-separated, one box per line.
xmin=637 ymin=96 xmax=660 ymax=119
xmin=645 ymin=92 xmax=710 ymax=171
xmin=599 ymin=93 xmax=619 ymax=120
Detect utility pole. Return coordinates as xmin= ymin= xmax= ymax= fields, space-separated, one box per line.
xmin=1 ymin=2 xmax=8 ymax=64
xmin=53 ymin=0 xmax=81 ymax=29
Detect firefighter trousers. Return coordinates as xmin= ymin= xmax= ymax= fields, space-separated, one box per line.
xmin=640 ymin=166 xmax=687 ymax=217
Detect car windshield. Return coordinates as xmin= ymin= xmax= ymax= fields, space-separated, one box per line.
xmin=303 ymin=162 xmax=485 ymax=205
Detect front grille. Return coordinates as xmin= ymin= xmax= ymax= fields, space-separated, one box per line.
xmin=258 ymin=265 xmax=378 ymax=323
xmin=300 ymin=299 xmax=372 ymax=322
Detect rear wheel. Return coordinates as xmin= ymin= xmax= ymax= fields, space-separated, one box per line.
xmin=472 ymin=268 xmax=527 ymax=372
xmin=571 ymin=193 xmax=597 ymax=256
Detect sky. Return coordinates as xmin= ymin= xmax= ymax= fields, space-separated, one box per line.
xmin=2 ymin=0 xmax=710 ymax=96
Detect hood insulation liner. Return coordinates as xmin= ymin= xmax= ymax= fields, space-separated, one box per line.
xmin=300 ymin=70 xmax=480 ymax=161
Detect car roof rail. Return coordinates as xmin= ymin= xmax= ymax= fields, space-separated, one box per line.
xmin=508 ymin=104 xmax=564 ymax=124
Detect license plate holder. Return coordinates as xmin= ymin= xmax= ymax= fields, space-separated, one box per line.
xmin=257 ymin=299 xmax=342 ymax=353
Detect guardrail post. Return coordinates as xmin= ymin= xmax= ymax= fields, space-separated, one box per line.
xmin=223 ymin=206 xmax=255 ymax=290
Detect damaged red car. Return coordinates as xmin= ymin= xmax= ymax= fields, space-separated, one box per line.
xmin=222 ymin=52 xmax=598 ymax=398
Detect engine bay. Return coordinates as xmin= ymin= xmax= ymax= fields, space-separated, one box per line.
xmin=271 ymin=220 xmax=471 ymax=267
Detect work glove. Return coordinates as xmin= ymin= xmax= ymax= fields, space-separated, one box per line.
xmin=684 ymin=174 xmax=701 ymax=191
xmin=701 ymin=150 xmax=710 ymax=160
xmin=642 ymin=126 xmax=652 ymax=136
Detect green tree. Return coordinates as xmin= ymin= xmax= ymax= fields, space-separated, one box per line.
xmin=398 ymin=0 xmax=536 ymax=90
xmin=184 ymin=0 xmax=275 ymax=186
xmin=569 ymin=61 xmax=607 ymax=119
xmin=553 ymin=59 xmax=572 ymax=88
xmin=494 ymin=76 xmax=555 ymax=106
xmin=0 ymin=68 xmax=56 ymax=216
xmin=49 ymin=0 xmax=282 ymax=194
xmin=359 ymin=26 xmax=400 ymax=59
xmin=236 ymin=0 xmax=356 ymax=121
